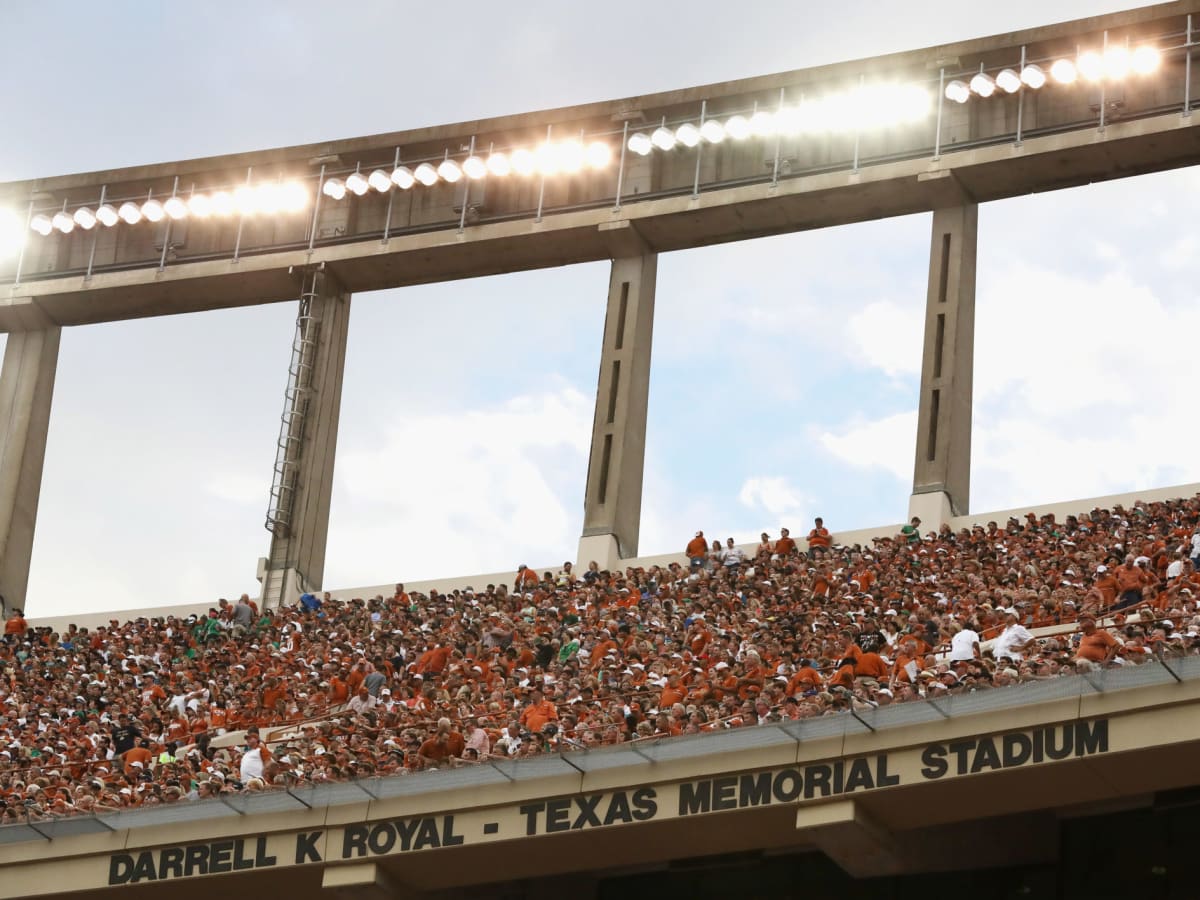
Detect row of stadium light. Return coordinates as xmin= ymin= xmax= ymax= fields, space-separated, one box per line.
xmin=26 ymin=181 xmax=311 ymax=236
xmin=320 ymin=138 xmax=614 ymax=200
xmin=944 ymin=45 xmax=1161 ymax=103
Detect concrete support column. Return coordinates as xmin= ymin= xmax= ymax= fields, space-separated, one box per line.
xmin=910 ymin=203 xmax=977 ymax=527
xmin=578 ymin=254 xmax=657 ymax=569
xmin=0 ymin=325 xmax=61 ymax=614
xmin=261 ymin=268 xmax=351 ymax=607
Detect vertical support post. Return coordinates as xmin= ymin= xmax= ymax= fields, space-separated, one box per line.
xmin=934 ymin=69 xmax=945 ymax=160
xmin=233 ymin=167 xmax=252 ymax=263
xmin=382 ymin=151 xmax=399 ymax=243
xmin=0 ymin=322 xmax=61 ymax=614
xmin=536 ymin=125 xmax=551 ymax=223
xmin=578 ymin=252 xmax=657 ymax=568
xmin=158 ymin=177 xmax=178 ymax=272
xmin=771 ymin=88 xmax=785 ymax=185
xmin=1099 ymin=32 xmax=1108 ymax=130
xmin=852 ymin=75 xmax=863 ymax=173
xmin=614 ymin=121 xmax=628 ymax=211
xmin=308 ymin=164 xmax=325 ymax=253
xmin=1185 ymin=15 xmax=1193 ymax=118
xmin=1016 ymin=47 xmax=1026 ymax=145
xmin=910 ymin=204 xmax=977 ymax=526
xmin=85 ymin=186 xmax=106 ymax=281
xmin=693 ymin=101 xmax=707 ymax=198
xmin=458 ymin=137 xmax=475 ymax=234
xmin=14 ymin=201 xmax=33 ymax=287
xmin=260 ymin=268 xmax=352 ymax=608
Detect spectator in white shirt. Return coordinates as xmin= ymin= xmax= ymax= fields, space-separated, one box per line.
xmin=992 ymin=611 xmax=1037 ymax=662
xmin=947 ymin=620 xmax=982 ymax=662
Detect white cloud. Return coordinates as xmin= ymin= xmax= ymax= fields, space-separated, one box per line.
xmin=325 ymin=382 xmax=593 ymax=588
xmin=737 ymin=476 xmax=811 ymax=525
xmin=845 ymin=301 xmax=924 ymax=378
xmin=817 ymin=412 xmax=917 ymax=483
xmin=205 ymin=473 xmax=265 ymax=505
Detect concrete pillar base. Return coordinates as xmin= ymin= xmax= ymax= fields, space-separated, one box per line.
xmin=577 ymin=533 xmax=621 ymax=572
xmin=908 ymin=491 xmax=954 ymax=532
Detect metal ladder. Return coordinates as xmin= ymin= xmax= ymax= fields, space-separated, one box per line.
xmin=262 ymin=271 xmax=323 ymax=606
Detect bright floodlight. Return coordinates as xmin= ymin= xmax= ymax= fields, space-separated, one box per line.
xmin=437 ymin=158 xmax=463 ymax=183
xmin=865 ymin=84 xmax=931 ymax=126
xmin=627 ymin=132 xmax=653 ymax=155
xmin=486 ymin=153 xmax=511 ymax=177
xmin=534 ymin=143 xmax=561 ymax=175
xmin=700 ymin=119 xmax=726 ymax=143
xmin=252 ymin=184 xmax=283 ymax=215
xmin=724 ymin=114 xmax=751 ymax=140
xmin=1050 ymin=58 xmax=1078 ymax=84
xmin=969 ymin=72 xmax=996 ymax=98
xmin=391 ymin=166 xmax=416 ymax=189
xmin=510 ymin=148 xmax=537 ymax=175
xmin=585 ymin=141 xmax=612 ymax=169
xmin=117 ymin=202 xmax=142 ymax=225
xmin=462 ymin=156 xmax=488 ymax=179
xmin=280 ymin=181 xmax=308 ymax=212
xmin=95 ymin=203 xmax=119 ymax=227
xmin=945 ymin=80 xmax=970 ymax=104
xmin=749 ymin=110 xmax=776 ymax=136
xmin=211 ymin=191 xmax=236 ymax=216
xmin=413 ymin=163 xmax=439 ymax=186
xmin=557 ymin=140 xmax=586 ymax=173
xmin=31 ymin=214 xmax=54 ymax=236
xmin=163 ymin=196 xmax=188 ymax=220
xmin=234 ymin=185 xmax=258 ymax=215
xmin=141 ymin=199 xmax=165 ymax=223
xmin=996 ymin=69 xmax=1022 ymax=94
xmin=1131 ymin=45 xmax=1161 ymax=74
xmin=0 ymin=209 xmax=24 ymax=258
xmin=1077 ymin=51 xmax=1103 ymax=82
xmin=345 ymin=171 xmax=370 ymax=195
xmin=675 ymin=123 xmax=700 ymax=147
xmin=52 ymin=211 xmax=75 ymax=234
xmin=1103 ymin=46 xmax=1130 ymax=80
xmin=322 ymin=178 xmax=347 ymax=200
xmin=1020 ymin=64 xmax=1047 ymax=89
xmin=187 ymin=194 xmax=212 ymax=218
xmin=650 ymin=126 xmax=676 ymax=151
xmin=73 ymin=207 xmax=98 ymax=230
xmin=368 ymin=169 xmax=393 ymax=192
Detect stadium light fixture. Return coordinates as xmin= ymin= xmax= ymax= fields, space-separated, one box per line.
xmin=463 ymin=155 xmax=488 ymax=179
xmin=945 ymin=80 xmax=971 ymax=103
xmin=749 ymin=109 xmax=776 ymax=136
xmin=724 ymin=114 xmax=751 ymax=140
xmin=73 ymin=206 xmax=98 ymax=230
xmin=163 ymin=196 xmax=188 ymax=220
xmin=996 ymin=68 xmax=1022 ymax=94
xmin=700 ymin=119 xmax=726 ymax=143
xmin=510 ymin=148 xmax=537 ymax=176
xmin=345 ymin=170 xmax=370 ymax=195
xmin=368 ymin=169 xmax=393 ymax=192
xmin=322 ymin=178 xmax=347 ymax=200
xmin=1020 ymin=64 xmax=1047 ymax=89
xmin=117 ymin=202 xmax=142 ymax=225
xmin=141 ymin=197 xmax=165 ymax=223
xmin=557 ymin=139 xmax=586 ymax=173
xmin=585 ymin=140 xmax=612 ymax=169
xmin=211 ymin=190 xmax=236 ymax=216
xmin=234 ymin=184 xmax=258 ymax=214
xmin=280 ymin=181 xmax=308 ymax=212
xmin=95 ymin=203 xmax=119 ymax=227
xmin=675 ymin=123 xmax=701 ymax=147
xmin=1077 ymin=50 xmax=1104 ymax=82
xmin=970 ymin=70 xmax=996 ymax=97
xmin=650 ymin=125 xmax=676 ymax=151
xmin=1103 ymin=46 xmax=1131 ymax=80
xmin=187 ymin=193 xmax=212 ymax=218
xmin=31 ymin=213 xmax=54 ymax=236
xmin=486 ymin=152 xmax=511 ymax=176
xmin=627 ymin=132 xmax=653 ymax=155
xmin=0 ymin=208 xmax=24 ymax=259
xmin=534 ymin=142 xmax=560 ymax=175
xmin=1131 ymin=45 xmax=1161 ymax=74
xmin=414 ymin=162 xmax=439 ymax=186
xmin=391 ymin=166 xmax=416 ymax=189
xmin=437 ymin=156 xmax=463 ymax=183
xmin=1050 ymin=58 xmax=1078 ymax=83
xmin=52 ymin=210 xmax=75 ymax=234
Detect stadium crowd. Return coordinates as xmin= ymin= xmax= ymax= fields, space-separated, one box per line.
xmin=4 ymin=495 xmax=1200 ymax=821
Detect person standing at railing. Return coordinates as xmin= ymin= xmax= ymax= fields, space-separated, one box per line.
xmin=1074 ymin=614 xmax=1120 ymax=670
xmin=992 ymin=611 xmax=1037 ymax=663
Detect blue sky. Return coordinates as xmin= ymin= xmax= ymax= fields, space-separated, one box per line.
xmin=3 ymin=0 xmax=1197 ymax=615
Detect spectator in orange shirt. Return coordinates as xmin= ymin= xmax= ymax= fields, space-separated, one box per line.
xmin=1074 ymin=614 xmax=1120 ymax=669
xmin=774 ymin=528 xmax=797 ymax=557
xmin=686 ymin=532 xmax=709 ymax=570
xmin=3 ymin=608 xmax=26 ymax=641
xmin=519 ymin=688 xmax=559 ymax=734
xmin=807 ymin=518 xmax=832 ymax=558
xmin=514 ymin=565 xmax=539 ymax=591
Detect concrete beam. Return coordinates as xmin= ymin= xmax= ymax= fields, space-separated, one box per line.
xmin=579 ymin=254 xmax=656 ymax=565
xmin=261 ymin=268 xmax=351 ymax=607
xmin=911 ymin=203 xmax=977 ymax=523
xmin=322 ymin=862 xmax=409 ymax=899
xmin=795 ymin=799 xmax=903 ymax=878
xmin=0 ymin=325 xmax=60 ymax=614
